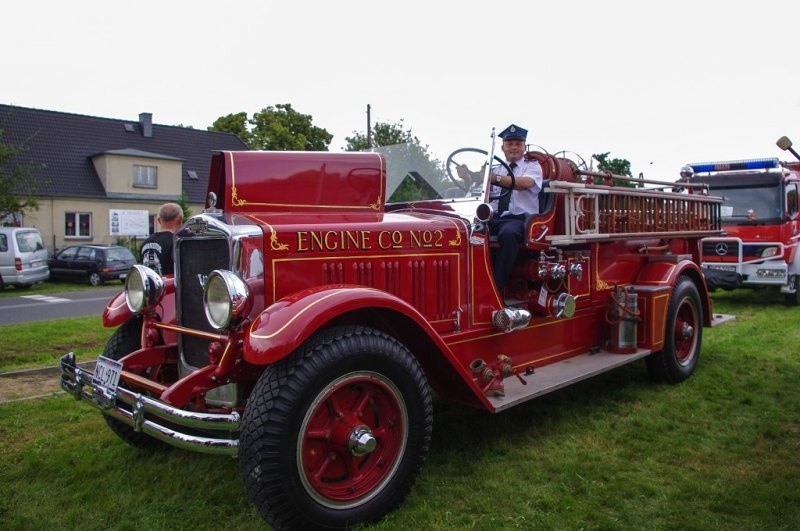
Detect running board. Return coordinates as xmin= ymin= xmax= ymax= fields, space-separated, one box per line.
xmin=488 ymin=348 xmax=652 ymax=412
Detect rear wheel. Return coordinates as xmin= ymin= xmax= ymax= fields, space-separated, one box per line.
xmin=646 ymin=276 xmax=702 ymax=383
xmin=240 ymin=325 xmax=432 ymax=530
xmin=784 ymin=275 xmax=800 ymax=306
xmin=102 ymin=317 xmax=166 ymax=449
xmin=89 ymin=272 xmax=103 ymax=286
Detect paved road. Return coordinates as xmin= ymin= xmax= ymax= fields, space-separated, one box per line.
xmin=0 ymin=287 xmax=123 ymax=325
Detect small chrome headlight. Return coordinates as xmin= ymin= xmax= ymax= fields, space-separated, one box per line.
xmin=203 ymin=270 xmax=251 ymax=330
xmin=761 ymin=246 xmax=779 ymax=258
xmin=125 ymin=264 xmax=165 ymax=313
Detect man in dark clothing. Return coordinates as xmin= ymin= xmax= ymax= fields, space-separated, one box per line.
xmin=141 ymin=202 xmax=183 ymax=276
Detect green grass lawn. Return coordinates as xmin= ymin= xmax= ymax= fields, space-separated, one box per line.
xmin=1 ymin=289 xmax=798 ymax=529
xmin=0 ymin=315 xmax=113 ymax=372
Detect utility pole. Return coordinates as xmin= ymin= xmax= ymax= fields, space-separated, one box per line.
xmin=366 ymin=104 xmax=372 ymax=149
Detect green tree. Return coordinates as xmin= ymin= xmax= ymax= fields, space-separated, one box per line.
xmin=345 ymin=120 xmax=445 ymax=202
xmin=344 ymin=119 xmax=416 ymax=151
xmin=592 ymin=152 xmax=638 ymax=187
xmin=177 ymin=192 xmax=193 ymax=219
xmin=0 ymin=130 xmax=42 ymax=223
xmin=209 ymin=104 xmax=332 ymax=151
xmin=209 ymin=112 xmax=251 ymax=146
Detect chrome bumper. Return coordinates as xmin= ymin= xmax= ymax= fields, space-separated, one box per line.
xmin=60 ymin=353 xmax=240 ymax=456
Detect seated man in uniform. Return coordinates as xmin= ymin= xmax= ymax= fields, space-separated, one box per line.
xmin=457 ymin=124 xmax=543 ymax=291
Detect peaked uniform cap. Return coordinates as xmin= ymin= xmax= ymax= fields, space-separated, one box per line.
xmin=497 ymin=124 xmax=528 ymax=140
xmin=498 ymin=124 xmax=528 ymax=141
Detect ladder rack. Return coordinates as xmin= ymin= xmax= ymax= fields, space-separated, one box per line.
xmin=546 ymin=181 xmax=724 ymax=245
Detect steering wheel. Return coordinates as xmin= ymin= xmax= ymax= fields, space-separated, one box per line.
xmin=446 ymin=147 xmax=515 ymax=202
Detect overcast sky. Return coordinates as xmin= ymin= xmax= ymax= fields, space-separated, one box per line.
xmin=4 ymin=0 xmax=800 ymax=181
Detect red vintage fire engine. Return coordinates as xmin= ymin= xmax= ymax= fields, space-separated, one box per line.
xmin=61 ymin=137 xmax=723 ymax=529
xmin=681 ymin=135 xmax=800 ymax=305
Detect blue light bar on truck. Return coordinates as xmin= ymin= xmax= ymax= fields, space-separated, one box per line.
xmin=688 ymin=158 xmax=779 ymax=173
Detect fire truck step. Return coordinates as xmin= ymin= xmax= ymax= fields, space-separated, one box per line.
xmin=488 ymin=348 xmax=652 ymax=412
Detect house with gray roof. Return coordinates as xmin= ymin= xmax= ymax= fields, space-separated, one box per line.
xmin=0 ymin=104 xmax=248 ymax=251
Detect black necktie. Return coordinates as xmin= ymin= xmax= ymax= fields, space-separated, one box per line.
xmin=498 ymin=162 xmax=517 ymax=214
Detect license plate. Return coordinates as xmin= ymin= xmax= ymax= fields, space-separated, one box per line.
xmin=92 ymin=355 xmax=123 ymax=394
xmin=707 ymin=264 xmax=736 ymax=272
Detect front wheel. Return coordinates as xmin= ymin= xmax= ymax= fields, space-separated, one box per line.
xmin=646 ymin=276 xmax=703 ymax=383
xmin=102 ymin=317 xmax=167 ymax=449
xmin=239 ymin=325 xmax=432 ymax=530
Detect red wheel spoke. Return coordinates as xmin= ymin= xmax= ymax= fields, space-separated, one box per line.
xmin=343 ymin=454 xmax=365 ymax=483
xmin=308 ymin=453 xmax=334 ymax=487
xmin=326 ymin=392 xmax=345 ymax=418
xmin=305 ymin=427 xmax=332 ymax=440
xmin=372 ymin=425 xmax=392 ymax=440
xmin=353 ymin=387 xmax=373 ymax=419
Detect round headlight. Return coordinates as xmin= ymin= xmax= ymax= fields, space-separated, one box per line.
xmin=761 ymin=246 xmax=779 ymax=258
xmin=203 ymin=270 xmax=251 ymax=330
xmin=125 ymin=264 xmax=164 ymax=313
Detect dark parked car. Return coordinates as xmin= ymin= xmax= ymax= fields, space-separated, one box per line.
xmin=48 ymin=245 xmax=136 ymax=286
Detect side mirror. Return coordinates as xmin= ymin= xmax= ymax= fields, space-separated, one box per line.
xmin=777 ymin=136 xmax=800 ymax=162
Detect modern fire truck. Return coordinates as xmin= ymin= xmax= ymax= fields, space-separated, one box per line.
xmin=61 ymin=137 xmax=723 ymax=530
xmin=680 ymin=135 xmax=800 ymax=305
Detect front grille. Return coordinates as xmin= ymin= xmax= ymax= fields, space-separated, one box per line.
xmin=178 ymin=238 xmax=230 ymax=367
xmin=702 ymin=240 xmax=740 ymax=260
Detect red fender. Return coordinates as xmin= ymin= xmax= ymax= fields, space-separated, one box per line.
xmin=244 ymin=285 xmax=452 ymax=365
xmin=636 ymin=258 xmax=712 ymax=326
xmin=635 ymin=258 xmax=703 ymax=287
xmin=102 ymin=290 xmax=131 ymax=328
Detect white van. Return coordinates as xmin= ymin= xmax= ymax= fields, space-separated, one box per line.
xmin=0 ymin=227 xmax=50 ymax=289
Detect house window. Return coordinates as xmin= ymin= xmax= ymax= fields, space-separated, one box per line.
xmin=65 ymin=212 xmax=92 ymax=238
xmin=133 ymin=165 xmax=158 ymax=188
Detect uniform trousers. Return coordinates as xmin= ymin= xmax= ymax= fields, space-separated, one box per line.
xmin=488 ymin=214 xmax=525 ymax=290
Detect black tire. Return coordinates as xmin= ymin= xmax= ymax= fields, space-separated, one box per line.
xmin=239 ymin=325 xmax=432 ymax=530
xmin=89 ymin=272 xmax=103 ymax=286
xmin=0 ymin=275 xmax=4 ymax=290
xmin=102 ymin=317 xmax=165 ymax=449
xmin=646 ymin=276 xmax=703 ymax=383
xmin=784 ymin=274 xmax=800 ymax=306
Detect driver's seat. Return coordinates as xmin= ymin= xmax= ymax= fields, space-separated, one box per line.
xmin=537 ymin=180 xmax=554 ymax=215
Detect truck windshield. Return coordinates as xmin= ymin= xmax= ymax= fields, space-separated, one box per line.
xmin=372 ymin=143 xmax=470 ymax=204
xmin=713 ymin=183 xmax=783 ymax=223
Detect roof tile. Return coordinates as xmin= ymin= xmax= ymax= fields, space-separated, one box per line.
xmin=0 ymin=104 xmax=249 ymax=203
